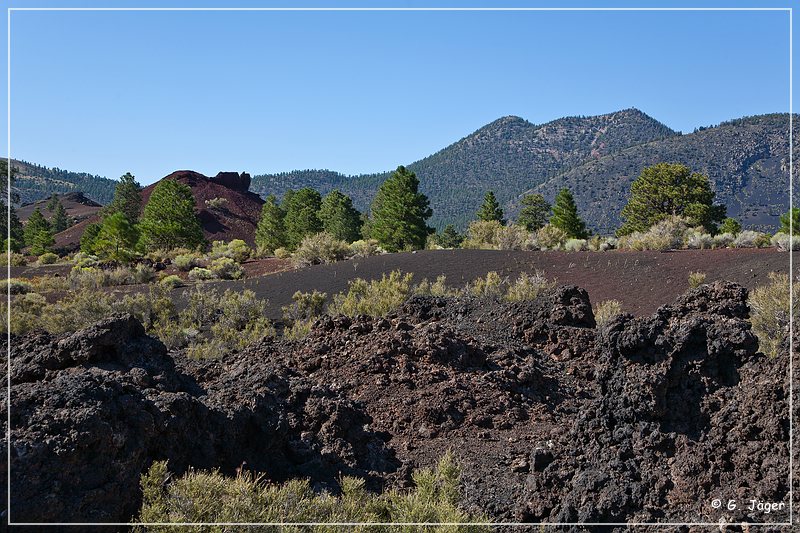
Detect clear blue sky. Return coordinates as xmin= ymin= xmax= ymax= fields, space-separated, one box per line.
xmin=1 ymin=1 xmax=796 ymax=184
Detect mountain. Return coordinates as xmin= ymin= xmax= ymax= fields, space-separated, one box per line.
xmin=529 ymin=114 xmax=797 ymax=234
xmin=18 ymin=192 xmax=103 ymax=224
xmin=251 ymin=108 xmax=679 ymax=229
xmin=5 ymin=158 xmax=117 ymax=206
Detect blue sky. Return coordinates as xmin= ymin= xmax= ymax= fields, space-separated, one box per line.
xmin=1 ymin=1 xmax=796 ymax=184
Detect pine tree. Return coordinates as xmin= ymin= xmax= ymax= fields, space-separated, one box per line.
xmin=319 ymin=190 xmax=362 ymax=243
xmin=283 ymin=188 xmax=322 ymax=250
xmin=780 ymin=208 xmax=799 ymax=236
xmin=550 ymin=188 xmax=589 ymax=239
xmin=138 ymin=179 xmax=204 ymax=251
xmin=52 ymin=200 xmax=69 ymax=233
xmin=476 ymin=191 xmax=505 ymax=224
xmin=435 ymin=224 xmax=464 ymax=248
xmin=24 ymin=208 xmax=51 ymax=246
xmin=618 ymin=163 xmax=726 ymax=235
xmin=106 ymin=172 xmax=142 ymax=223
xmin=94 ymin=211 xmax=139 ymax=262
xmin=517 ymin=193 xmax=551 ymax=232
xmin=255 ymin=194 xmax=287 ymax=254
xmin=1 ymin=201 xmax=24 ymax=252
xmin=80 ymin=222 xmax=102 ymax=255
xmin=46 ymin=194 xmax=59 ymax=212
xmin=368 ymin=166 xmax=432 ymax=252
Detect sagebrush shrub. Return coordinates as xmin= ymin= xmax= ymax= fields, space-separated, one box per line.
xmin=618 ymin=217 xmax=689 ymax=251
xmin=733 ymin=230 xmax=770 ymax=249
xmin=37 ymin=252 xmax=59 ymax=265
xmin=187 ymin=267 xmax=214 ymax=281
xmin=771 ymin=232 xmax=799 ymax=252
xmin=292 ymin=232 xmax=351 ymax=266
xmin=137 ymin=452 xmax=487 ymax=530
xmin=159 ymin=275 xmax=184 ymax=289
xmin=282 ymin=290 xmax=327 ymax=323
xmin=468 ymin=271 xmax=506 ymax=299
xmin=414 ymin=275 xmax=461 ymax=298
xmin=0 ymin=252 xmax=26 ymax=267
xmin=688 ymin=271 xmax=707 ymax=288
xmin=594 ymin=299 xmax=622 ymax=326
xmin=536 ymin=224 xmax=568 ymax=250
xmin=2 ymin=278 xmax=32 ymax=295
xmin=209 ymin=257 xmax=244 ymax=280
xmin=5 ymin=292 xmax=47 ymax=334
xmin=495 ymin=224 xmax=532 ymax=251
xmin=330 ymin=270 xmax=414 ymax=317
xmin=712 ymin=232 xmax=735 ymax=249
xmin=564 ymin=238 xmax=587 ymax=252
xmin=210 ymin=239 xmax=252 ymax=263
xmin=749 ymin=272 xmax=799 ymax=357
xmin=505 ymin=271 xmax=554 ymax=302
xmin=133 ymin=263 xmax=156 ymax=284
xmin=173 ymin=252 xmax=203 ymax=271
xmin=462 ymin=220 xmax=502 ymax=250
xmin=350 ymin=239 xmax=385 ymax=258
xmin=684 ymin=229 xmax=713 ymax=250
xmin=273 ymin=247 xmax=292 ymax=259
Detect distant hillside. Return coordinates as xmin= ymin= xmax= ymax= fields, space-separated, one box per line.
xmin=530 ymin=114 xmax=797 ymax=234
xmin=251 ymin=108 xmax=679 ymax=229
xmin=5 ymin=158 xmax=116 ymax=205
xmin=18 ymin=192 xmax=102 ymax=224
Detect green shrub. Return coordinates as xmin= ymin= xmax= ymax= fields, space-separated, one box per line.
xmin=6 ymin=292 xmax=47 ymax=334
xmin=564 ymin=238 xmax=587 ymax=252
xmin=330 ymin=270 xmax=414 ymax=317
xmin=719 ymin=217 xmax=742 ymax=236
xmin=38 ymin=290 xmax=115 ymax=334
xmin=0 ymin=252 xmax=26 ymax=267
xmin=733 ymin=230 xmax=771 ymax=249
xmin=284 ymin=319 xmax=315 ymax=341
xmin=208 ymin=289 xmax=274 ymax=353
xmin=468 ymin=271 xmax=506 ymax=299
xmin=350 ymin=239 xmax=385 ymax=258
xmin=187 ymin=267 xmax=214 ymax=281
xmin=712 ymin=232 xmax=735 ymax=249
xmin=117 ymin=285 xmax=175 ymax=332
xmin=282 ymin=290 xmax=327 ymax=323
xmin=72 ymin=252 xmax=98 ymax=268
xmin=209 ymin=257 xmax=244 ymax=280
xmin=495 ymin=223 xmax=534 ymax=251
xmin=29 ymin=275 xmax=69 ymax=293
xmin=185 ymin=338 xmax=228 ymax=360
xmin=292 ymin=232 xmax=351 ymax=266
xmin=160 ymin=275 xmax=184 ymax=289
xmin=536 ymin=224 xmax=568 ymax=250
xmin=750 ymin=272 xmax=799 ymax=357
xmin=594 ymin=299 xmax=622 ymax=326
xmin=688 ymin=271 xmax=707 ymax=288
xmin=618 ymin=217 xmax=688 ymax=251
xmin=2 ymin=278 xmax=32 ymax=295
xmin=204 ymin=197 xmax=228 ymax=210
xmin=684 ymin=229 xmax=713 ymax=250
xmin=414 ymin=275 xmax=461 ymax=297
xmin=274 ymin=247 xmax=292 ymax=259
xmin=505 ymin=271 xmax=554 ymax=302
xmin=173 ymin=252 xmax=203 ymax=271
xmin=133 ymin=263 xmax=156 ymax=284
xmin=137 ymin=452 xmax=487 ymax=530
xmin=462 ymin=220 xmax=502 ymax=250
xmin=37 ymin=252 xmax=59 ymax=265
xmin=210 ymin=239 xmax=252 ymax=263
xmin=771 ymin=232 xmax=799 ymax=252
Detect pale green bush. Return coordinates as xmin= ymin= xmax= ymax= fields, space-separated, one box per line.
xmin=468 ymin=271 xmax=506 ymax=299
xmin=750 ymin=272 xmax=799 ymax=357
xmin=712 ymin=232 xmax=735 ymax=249
xmin=208 ymin=289 xmax=274 ymax=352
xmin=688 ymin=271 xmax=707 ymax=288
xmin=210 ymin=239 xmax=252 ymax=263
xmin=505 ymin=271 xmax=554 ymax=302
xmin=462 ymin=220 xmax=503 ymax=250
xmin=71 ymin=252 xmax=98 ymax=268
xmin=282 ymin=290 xmax=327 ymax=323
xmin=37 ymin=252 xmax=59 ymax=265
xmin=330 ymin=270 xmax=414 ymax=317
xmin=137 ymin=452 xmax=487 ymax=530
xmin=133 ymin=263 xmax=156 ymax=284
xmin=564 ymin=238 xmax=587 ymax=252
xmin=2 ymin=278 xmax=32 ymax=295
xmin=187 ymin=267 xmax=214 ymax=281
xmin=159 ymin=275 xmax=184 ymax=289
xmin=273 ymin=247 xmax=292 ymax=259
xmin=5 ymin=292 xmax=47 ymax=334
xmin=204 ymin=197 xmax=228 ymax=210
xmin=209 ymin=257 xmax=244 ymax=280
xmin=173 ymin=252 xmax=203 ymax=271
xmin=350 ymin=239 xmax=385 ymax=258
xmin=594 ymin=299 xmax=622 ymax=326
xmin=771 ymin=232 xmax=800 ymax=252
xmin=733 ymin=230 xmax=771 ymax=249
xmin=414 ymin=275 xmax=462 ymax=297
xmin=495 ymin=224 xmax=532 ymax=251
xmin=292 ymin=232 xmax=351 ymax=266
xmin=684 ymin=229 xmax=713 ymax=250
xmin=0 ymin=252 xmax=26 ymax=267
xmin=536 ymin=224 xmax=569 ymax=250
xmin=619 ymin=217 xmax=689 ymax=251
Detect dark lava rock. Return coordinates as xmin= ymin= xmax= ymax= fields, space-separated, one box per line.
xmin=2 ymin=282 xmax=791 ymax=526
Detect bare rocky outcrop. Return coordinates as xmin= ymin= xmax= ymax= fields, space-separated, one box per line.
xmin=2 ymin=282 xmax=791 ymax=526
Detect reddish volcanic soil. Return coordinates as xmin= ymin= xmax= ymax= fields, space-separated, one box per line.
xmin=193 ymin=247 xmax=790 ymax=318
